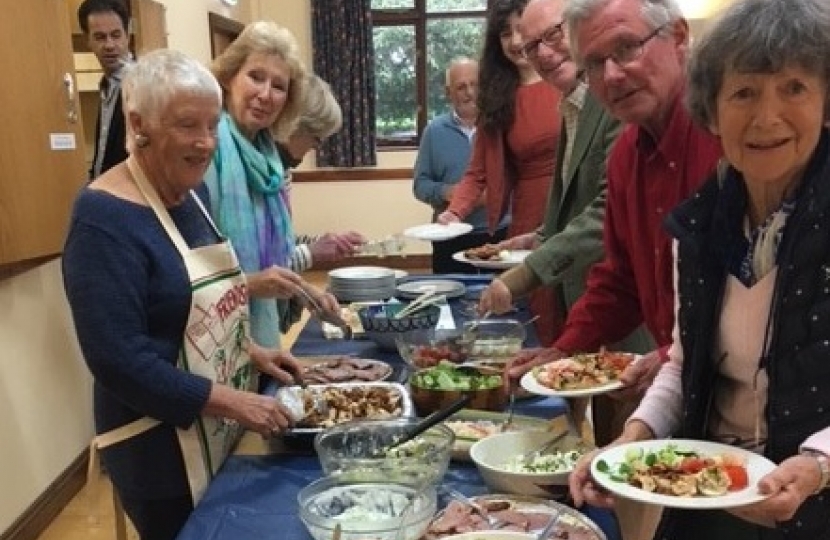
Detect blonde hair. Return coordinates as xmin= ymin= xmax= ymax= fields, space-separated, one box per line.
xmin=291 ymin=74 xmax=342 ymax=140
xmin=211 ymin=21 xmax=308 ymax=139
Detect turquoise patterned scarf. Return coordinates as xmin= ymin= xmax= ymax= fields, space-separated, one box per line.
xmin=204 ymin=112 xmax=295 ymax=347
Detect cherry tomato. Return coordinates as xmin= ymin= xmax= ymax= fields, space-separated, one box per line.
xmin=680 ymin=457 xmax=706 ymax=474
xmin=723 ymin=465 xmax=749 ymax=490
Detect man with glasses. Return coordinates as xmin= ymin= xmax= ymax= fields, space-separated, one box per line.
xmin=507 ymin=0 xmax=722 ymax=537
xmin=484 ymin=0 xmax=653 ymax=445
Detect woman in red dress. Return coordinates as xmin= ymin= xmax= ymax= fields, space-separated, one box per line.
xmin=439 ymin=0 xmax=561 ymax=344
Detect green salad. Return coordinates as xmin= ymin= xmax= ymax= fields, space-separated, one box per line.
xmin=410 ymin=362 xmax=502 ymax=391
xmin=596 ymin=444 xmax=700 ymax=482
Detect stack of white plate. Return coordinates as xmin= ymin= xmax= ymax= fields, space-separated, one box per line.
xmin=328 ymin=266 xmax=397 ymax=302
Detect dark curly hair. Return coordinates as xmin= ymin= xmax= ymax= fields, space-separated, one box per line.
xmin=477 ymin=0 xmax=530 ymax=134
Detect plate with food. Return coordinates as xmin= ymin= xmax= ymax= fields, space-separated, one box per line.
xmin=425 ymin=494 xmax=607 ymax=540
xmin=299 ymin=356 xmax=393 ymax=384
xmin=520 ymin=350 xmax=640 ymax=398
xmin=590 ymin=439 xmax=777 ymax=509
xmin=453 ymin=245 xmax=532 ymax=270
xmin=404 ymin=223 xmax=474 ymax=242
xmin=442 ymin=409 xmax=551 ymax=461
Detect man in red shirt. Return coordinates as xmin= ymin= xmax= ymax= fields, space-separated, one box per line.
xmin=508 ymin=0 xmax=722 ymax=536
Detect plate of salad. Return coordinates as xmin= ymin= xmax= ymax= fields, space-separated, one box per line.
xmin=590 ymin=439 xmax=777 ymax=509
xmin=520 ymin=351 xmax=640 ymax=398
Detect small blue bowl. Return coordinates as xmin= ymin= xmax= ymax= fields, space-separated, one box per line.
xmin=358 ymin=304 xmax=441 ymax=351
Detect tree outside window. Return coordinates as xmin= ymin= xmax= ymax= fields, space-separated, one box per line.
xmin=372 ymin=0 xmax=487 ymax=147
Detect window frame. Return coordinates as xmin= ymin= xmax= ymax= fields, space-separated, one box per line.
xmin=371 ymin=0 xmax=490 ymax=148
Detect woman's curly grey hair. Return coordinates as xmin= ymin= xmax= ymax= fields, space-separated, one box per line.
xmin=687 ymin=0 xmax=830 ymax=128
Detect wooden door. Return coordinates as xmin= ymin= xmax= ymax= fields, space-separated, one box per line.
xmin=131 ymin=0 xmax=167 ymax=55
xmin=0 ymin=0 xmax=87 ymax=264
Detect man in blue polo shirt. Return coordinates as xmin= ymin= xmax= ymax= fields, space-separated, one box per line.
xmin=413 ymin=57 xmax=508 ymax=273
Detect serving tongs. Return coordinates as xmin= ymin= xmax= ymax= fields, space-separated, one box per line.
xmin=394 ymin=288 xmax=446 ymax=319
xmin=295 ymin=285 xmax=353 ymax=339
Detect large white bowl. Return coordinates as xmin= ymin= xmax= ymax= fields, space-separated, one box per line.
xmin=469 ymin=430 xmax=590 ymax=498
xmin=298 ymin=471 xmax=437 ymax=540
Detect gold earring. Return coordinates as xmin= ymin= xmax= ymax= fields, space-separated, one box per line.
xmin=135 ymin=133 xmax=149 ymax=148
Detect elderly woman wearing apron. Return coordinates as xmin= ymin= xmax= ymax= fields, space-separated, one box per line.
xmin=63 ymin=49 xmax=302 ymax=540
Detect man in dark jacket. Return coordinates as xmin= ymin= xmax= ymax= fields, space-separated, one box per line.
xmin=78 ymin=0 xmax=131 ymax=179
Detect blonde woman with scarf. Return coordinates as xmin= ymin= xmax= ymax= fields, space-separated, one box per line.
xmin=203 ymin=21 xmax=339 ymax=350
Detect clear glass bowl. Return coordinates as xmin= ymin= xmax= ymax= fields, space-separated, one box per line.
xmin=314 ymin=417 xmax=455 ymax=486
xmin=462 ymin=318 xmax=526 ymax=358
xmin=297 ymin=470 xmax=437 ymax=540
xmin=395 ymin=328 xmax=474 ymax=369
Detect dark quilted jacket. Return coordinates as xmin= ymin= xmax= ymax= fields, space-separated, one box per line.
xmin=654 ymin=130 xmax=830 ymax=539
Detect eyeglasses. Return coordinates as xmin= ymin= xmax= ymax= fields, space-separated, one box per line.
xmin=520 ymin=20 xmax=566 ymax=59
xmin=583 ymin=25 xmax=666 ymax=81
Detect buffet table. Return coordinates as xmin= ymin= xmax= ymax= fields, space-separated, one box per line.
xmin=177 ymin=455 xmax=621 ymax=540
xmin=174 ymin=273 xmax=620 ymax=540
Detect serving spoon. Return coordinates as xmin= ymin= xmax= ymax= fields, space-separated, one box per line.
xmin=442 ymin=488 xmax=505 ymax=529
xmin=512 ymin=429 xmax=571 ymax=464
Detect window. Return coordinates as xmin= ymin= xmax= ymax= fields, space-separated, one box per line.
xmin=372 ymin=0 xmax=488 ymax=147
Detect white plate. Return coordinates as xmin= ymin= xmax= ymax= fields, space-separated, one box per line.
xmin=404 ymin=223 xmax=473 ymax=242
xmin=328 ymin=266 xmax=396 ymax=280
xmin=452 ymin=250 xmax=532 ymax=270
xmin=519 ymin=354 xmax=640 ymax=398
xmin=590 ymin=439 xmax=777 ymax=509
xmin=426 ymin=494 xmax=606 ymax=540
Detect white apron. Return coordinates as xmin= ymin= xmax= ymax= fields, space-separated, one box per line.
xmin=87 ymin=157 xmax=254 ymax=509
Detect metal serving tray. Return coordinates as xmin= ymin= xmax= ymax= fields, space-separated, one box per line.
xmin=282 ymin=381 xmax=414 ymax=436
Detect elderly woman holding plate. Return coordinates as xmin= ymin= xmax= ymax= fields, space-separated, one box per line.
xmin=569 ymin=0 xmax=830 ymax=538
xmin=63 ymin=50 xmax=303 ymax=540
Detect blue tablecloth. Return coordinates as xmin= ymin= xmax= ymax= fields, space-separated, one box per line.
xmin=177 ymin=455 xmax=621 ymax=540
xmin=174 ymin=274 xmax=611 ymax=540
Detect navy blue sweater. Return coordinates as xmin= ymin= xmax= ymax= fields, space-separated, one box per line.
xmin=63 ymin=188 xmax=217 ymax=499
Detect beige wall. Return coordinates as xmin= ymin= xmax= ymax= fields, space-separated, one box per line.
xmin=0 ymin=1 xmax=260 ymax=535
xmin=0 ymin=261 xmax=93 ymax=532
